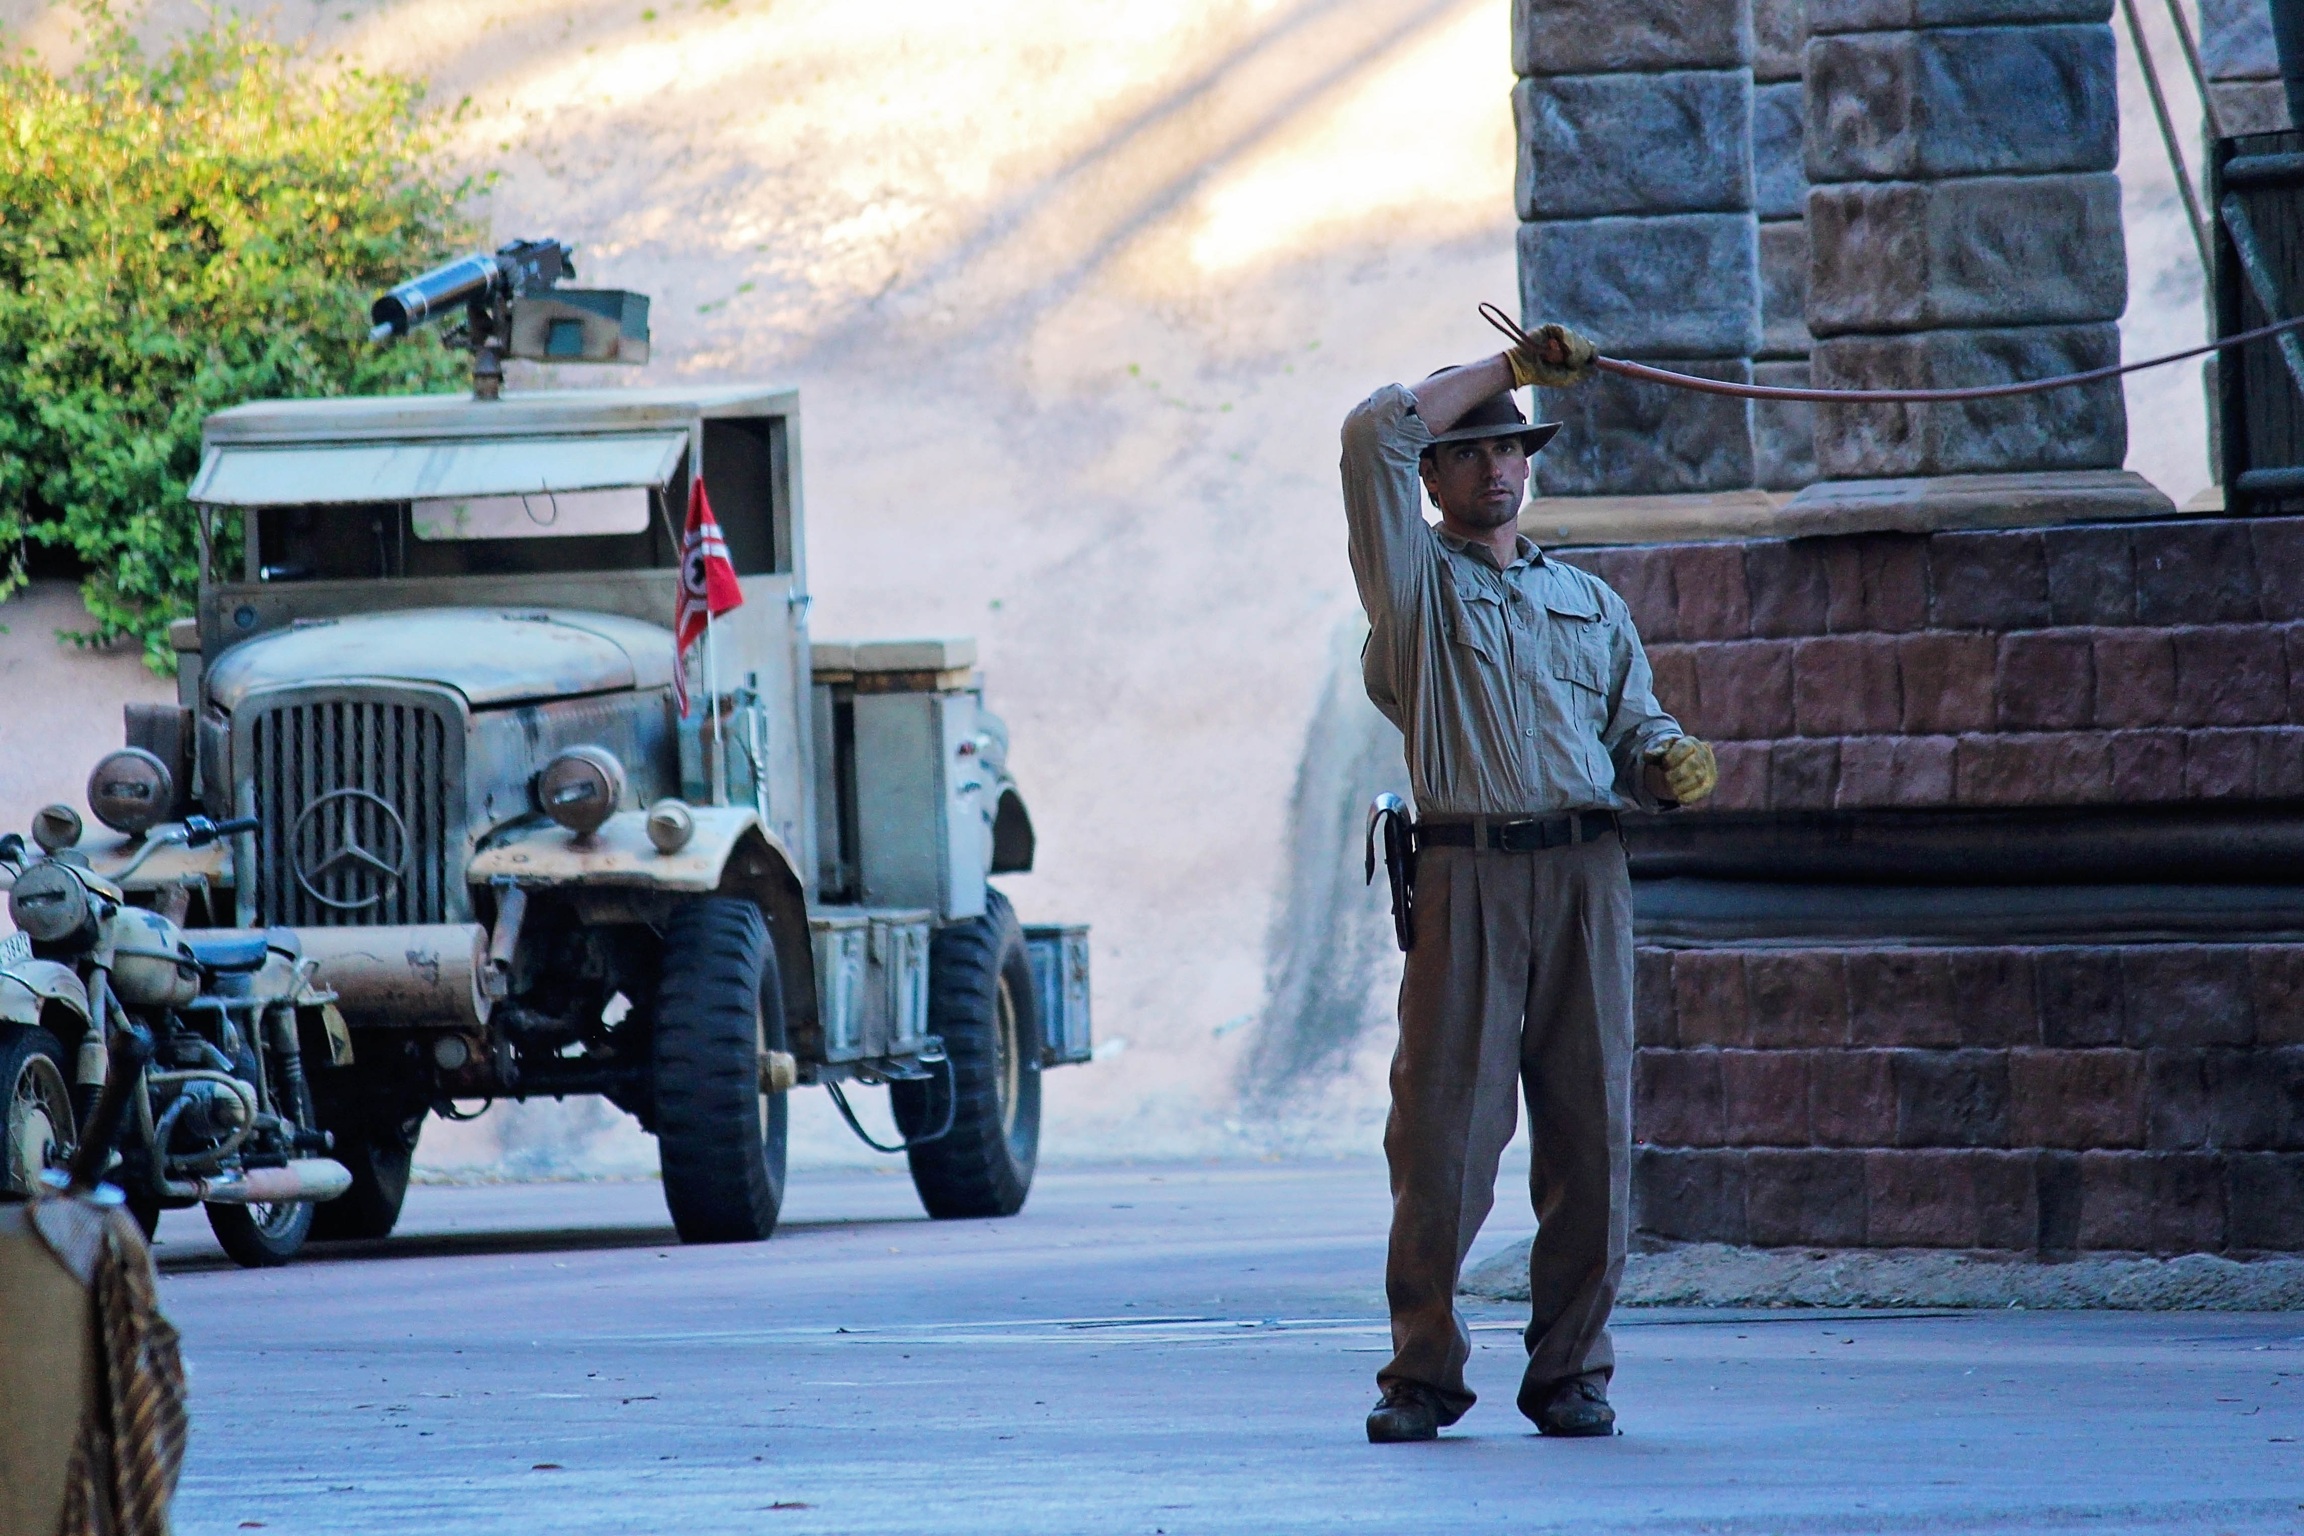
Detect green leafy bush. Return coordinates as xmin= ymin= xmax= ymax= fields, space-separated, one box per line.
xmin=0 ymin=6 xmax=480 ymax=669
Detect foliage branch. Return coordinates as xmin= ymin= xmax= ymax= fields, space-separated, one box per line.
xmin=0 ymin=5 xmax=480 ymax=669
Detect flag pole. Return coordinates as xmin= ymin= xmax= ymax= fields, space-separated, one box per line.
xmin=706 ymin=608 xmax=726 ymax=806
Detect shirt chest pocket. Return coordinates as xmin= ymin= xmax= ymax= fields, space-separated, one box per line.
xmin=1540 ymin=600 xmax=1610 ymax=703
xmin=1444 ymin=582 xmax=1507 ymax=664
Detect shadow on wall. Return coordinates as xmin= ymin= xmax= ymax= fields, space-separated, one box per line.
xmin=1243 ymin=618 xmax=1406 ymax=1104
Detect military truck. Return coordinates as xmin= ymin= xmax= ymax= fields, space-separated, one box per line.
xmin=5 ymin=249 xmax=1091 ymax=1256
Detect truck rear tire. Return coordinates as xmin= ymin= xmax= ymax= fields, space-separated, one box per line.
xmin=653 ymin=896 xmax=789 ymax=1243
xmin=896 ymin=889 xmax=1041 ymax=1219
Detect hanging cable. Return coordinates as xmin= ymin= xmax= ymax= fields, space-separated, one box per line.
xmin=824 ymin=1053 xmax=957 ymax=1153
xmin=1479 ymin=303 xmax=2304 ymax=404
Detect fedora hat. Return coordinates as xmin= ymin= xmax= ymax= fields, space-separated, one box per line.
xmin=1421 ymin=371 xmax=1561 ymax=453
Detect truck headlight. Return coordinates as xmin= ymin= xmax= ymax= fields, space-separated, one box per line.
xmin=8 ymin=861 xmax=93 ymax=944
xmin=536 ymin=746 xmax=625 ymax=837
xmin=87 ymin=748 xmax=175 ymax=836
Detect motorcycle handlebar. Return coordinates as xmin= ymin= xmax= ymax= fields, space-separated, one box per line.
xmin=183 ymin=815 xmax=259 ymax=849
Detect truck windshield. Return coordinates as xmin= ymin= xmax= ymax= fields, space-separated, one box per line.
xmin=410 ymin=488 xmax=650 ymax=540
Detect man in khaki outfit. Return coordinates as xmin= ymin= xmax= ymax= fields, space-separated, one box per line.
xmin=1341 ymin=328 xmax=1718 ymax=1443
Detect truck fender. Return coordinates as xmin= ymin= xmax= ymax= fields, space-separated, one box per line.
xmin=467 ymin=809 xmax=819 ymax=1052
xmin=0 ymin=961 xmax=92 ymax=1034
xmin=990 ymin=787 xmax=1035 ymax=874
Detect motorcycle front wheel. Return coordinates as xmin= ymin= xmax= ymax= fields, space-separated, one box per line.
xmin=1 ymin=1025 xmax=74 ymax=1198
xmin=207 ymin=1198 xmax=314 ymax=1268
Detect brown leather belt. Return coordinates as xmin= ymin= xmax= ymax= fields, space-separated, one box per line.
xmin=1416 ymin=810 xmax=1619 ymax=853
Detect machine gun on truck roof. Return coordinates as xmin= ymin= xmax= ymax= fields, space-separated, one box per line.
xmin=369 ymin=238 xmax=650 ymax=399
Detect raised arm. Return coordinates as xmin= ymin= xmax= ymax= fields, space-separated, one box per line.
xmin=1341 ymin=353 xmax=1520 ymax=625
xmin=1408 ymin=354 xmax=1515 ymax=435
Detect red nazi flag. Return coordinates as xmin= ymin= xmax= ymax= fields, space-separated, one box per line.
xmin=674 ymin=477 xmax=743 ymax=717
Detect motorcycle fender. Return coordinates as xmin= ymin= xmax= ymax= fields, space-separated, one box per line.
xmin=467 ymin=808 xmax=792 ymax=894
xmin=0 ymin=961 xmax=91 ymax=1030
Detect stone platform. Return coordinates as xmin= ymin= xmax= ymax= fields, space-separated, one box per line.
xmin=1554 ymin=511 xmax=2304 ymax=1256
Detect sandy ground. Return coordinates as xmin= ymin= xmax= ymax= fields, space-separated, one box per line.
xmin=144 ymin=1160 xmax=2304 ymax=1535
xmin=0 ymin=0 xmax=2222 ymax=1170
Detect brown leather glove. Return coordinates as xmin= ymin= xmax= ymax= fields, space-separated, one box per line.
xmin=1506 ymin=322 xmax=1599 ymax=389
xmin=1649 ymin=735 xmax=1719 ymax=805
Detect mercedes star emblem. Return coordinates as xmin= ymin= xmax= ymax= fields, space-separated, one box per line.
xmin=292 ymin=788 xmax=410 ymax=911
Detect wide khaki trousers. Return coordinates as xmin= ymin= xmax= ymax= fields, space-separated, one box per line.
xmin=1376 ymin=832 xmax=1634 ymax=1424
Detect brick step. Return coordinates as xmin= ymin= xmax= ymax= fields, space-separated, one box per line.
xmin=1697 ymin=728 xmax=2304 ymax=811
xmin=1560 ymin=518 xmax=2304 ymax=644
xmin=1647 ymin=626 xmax=2304 ymax=745
xmin=1633 ymin=1146 xmax=2304 ymax=1253
xmin=1638 ymin=943 xmax=2304 ymax=1051
xmin=1634 ymin=1045 xmax=2304 ymax=1152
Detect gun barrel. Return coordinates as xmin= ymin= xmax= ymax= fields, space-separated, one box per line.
xmin=369 ymin=252 xmax=503 ymax=338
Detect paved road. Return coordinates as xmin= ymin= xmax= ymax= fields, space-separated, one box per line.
xmin=149 ymin=1160 xmax=2303 ymax=1535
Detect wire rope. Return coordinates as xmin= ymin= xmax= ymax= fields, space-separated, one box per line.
xmin=1479 ymin=303 xmax=2304 ymax=405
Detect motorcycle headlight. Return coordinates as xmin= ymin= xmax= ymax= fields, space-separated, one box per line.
xmin=8 ymin=861 xmax=93 ymax=945
xmin=536 ymin=746 xmax=625 ymax=837
xmin=29 ymin=803 xmax=81 ymax=855
xmin=87 ymin=748 xmax=175 ymax=836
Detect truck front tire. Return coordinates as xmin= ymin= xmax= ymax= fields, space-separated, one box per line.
xmin=309 ymin=1117 xmax=416 ymax=1242
xmin=895 ymin=889 xmax=1041 ymax=1219
xmin=654 ymin=896 xmax=789 ymax=1243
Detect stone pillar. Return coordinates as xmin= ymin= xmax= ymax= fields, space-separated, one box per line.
xmin=1514 ymin=0 xmax=1761 ymax=500
xmin=1753 ymin=0 xmax=1817 ymax=489
xmin=2204 ymin=0 xmax=2294 ymax=135
xmin=1791 ymin=0 xmax=2175 ymax=525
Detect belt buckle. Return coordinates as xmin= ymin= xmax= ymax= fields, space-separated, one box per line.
xmin=1497 ymin=818 xmax=1545 ymax=854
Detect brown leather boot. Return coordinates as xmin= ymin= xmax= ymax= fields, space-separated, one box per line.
xmin=1365 ymin=1384 xmax=1444 ymax=1443
xmin=1529 ymin=1376 xmax=1616 ymax=1437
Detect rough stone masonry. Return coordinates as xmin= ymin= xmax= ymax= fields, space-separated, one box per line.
xmin=1514 ymin=0 xmax=1762 ymax=496
xmin=1789 ymin=0 xmax=2176 ymax=523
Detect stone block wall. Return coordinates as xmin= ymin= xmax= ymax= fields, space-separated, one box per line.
xmin=1514 ymin=0 xmax=1760 ymax=495
xmin=1754 ymin=0 xmax=1816 ymax=489
xmin=1801 ymin=0 xmax=2130 ymax=482
xmin=1629 ymin=945 xmax=2304 ymax=1252
xmin=1567 ymin=515 xmax=2304 ymax=812
xmin=2203 ymin=0 xmax=2292 ymax=136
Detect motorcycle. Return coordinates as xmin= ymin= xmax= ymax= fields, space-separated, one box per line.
xmin=0 ymin=803 xmax=351 ymax=1266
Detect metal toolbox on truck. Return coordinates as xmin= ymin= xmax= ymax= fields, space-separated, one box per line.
xmin=869 ymin=909 xmax=932 ymax=1055
xmin=809 ymin=907 xmax=931 ymax=1062
xmin=1024 ymin=923 xmax=1091 ymax=1065
xmin=810 ymin=911 xmax=868 ymax=1060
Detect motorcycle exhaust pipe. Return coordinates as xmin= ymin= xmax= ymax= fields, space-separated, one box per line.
xmin=180 ymin=1158 xmax=353 ymax=1206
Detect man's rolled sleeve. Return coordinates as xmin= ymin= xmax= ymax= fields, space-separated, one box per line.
xmin=1341 ymin=384 xmax=1438 ymax=624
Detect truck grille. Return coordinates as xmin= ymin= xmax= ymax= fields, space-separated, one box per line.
xmin=243 ymin=692 xmax=464 ymax=926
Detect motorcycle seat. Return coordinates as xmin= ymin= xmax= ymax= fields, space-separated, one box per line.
xmin=184 ymin=932 xmax=271 ymax=974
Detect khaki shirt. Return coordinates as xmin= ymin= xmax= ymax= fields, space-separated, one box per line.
xmin=1342 ymin=383 xmax=1682 ymax=817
